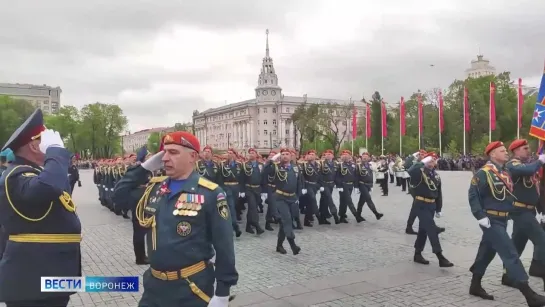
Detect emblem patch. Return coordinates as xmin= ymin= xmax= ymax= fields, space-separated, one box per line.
xmin=217 ymin=200 xmax=229 ymax=220
xmin=471 ymin=176 xmax=479 ymax=185
xmin=22 ymin=172 xmax=37 ymax=177
xmin=177 ymin=221 xmax=192 ymax=236
xmin=217 ymin=193 xmax=226 ymax=201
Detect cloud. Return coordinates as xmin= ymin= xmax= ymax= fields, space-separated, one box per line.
xmin=1 ymin=0 xmax=543 ymax=130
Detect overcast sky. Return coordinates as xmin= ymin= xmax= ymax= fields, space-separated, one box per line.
xmin=1 ymin=0 xmax=543 ymax=131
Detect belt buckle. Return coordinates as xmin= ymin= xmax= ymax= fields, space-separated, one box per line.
xmin=160 ymin=272 xmax=168 ymax=280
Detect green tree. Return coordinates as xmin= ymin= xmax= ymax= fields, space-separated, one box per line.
xmin=147 ymin=132 xmax=161 ymax=153
xmin=0 ymin=96 xmax=36 ymax=146
xmin=44 ymin=106 xmax=81 ymax=153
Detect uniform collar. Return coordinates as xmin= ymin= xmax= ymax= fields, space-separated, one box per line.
xmin=162 ymin=171 xmax=200 ymax=195
xmin=14 ymin=156 xmax=42 ymax=170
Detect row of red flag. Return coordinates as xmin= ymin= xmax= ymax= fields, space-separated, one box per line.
xmin=350 ymin=78 xmax=526 ymax=138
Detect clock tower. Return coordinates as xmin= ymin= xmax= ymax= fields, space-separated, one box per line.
xmin=255 ymin=29 xmax=282 ymax=103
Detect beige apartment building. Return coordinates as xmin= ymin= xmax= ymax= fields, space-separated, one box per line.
xmin=121 ymin=126 xmax=175 ymax=153
xmin=193 ymin=30 xmax=364 ymax=152
xmin=0 ymin=83 xmax=61 ymax=114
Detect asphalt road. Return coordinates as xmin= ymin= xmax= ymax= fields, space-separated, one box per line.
xmin=9 ymin=170 xmax=545 ymax=306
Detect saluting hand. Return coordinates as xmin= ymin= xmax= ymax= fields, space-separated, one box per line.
xmin=39 ymin=129 xmax=64 ymax=154
xmin=142 ymin=152 xmax=164 ymax=172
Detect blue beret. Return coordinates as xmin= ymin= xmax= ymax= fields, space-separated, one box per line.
xmin=6 ymin=151 xmax=15 ymax=163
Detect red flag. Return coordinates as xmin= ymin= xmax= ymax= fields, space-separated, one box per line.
xmin=518 ymin=78 xmax=524 ymax=128
xmin=381 ymin=100 xmax=387 ymax=137
xmin=351 ymin=104 xmax=357 ymax=139
xmin=438 ymin=90 xmax=445 ymax=133
xmin=490 ymin=82 xmax=496 ymax=131
xmin=365 ymin=103 xmax=371 ymax=138
xmin=417 ymin=93 xmax=423 ymax=134
xmin=400 ymin=97 xmax=406 ymax=136
xmin=464 ymin=86 xmax=470 ymax=132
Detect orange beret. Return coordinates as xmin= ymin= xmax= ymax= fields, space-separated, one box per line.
xmin=269 ymin=150 xmax=277 ymax=155
xmin=162 ymin=131 xmax=200 ymax=152
xmin=423 ymin=151 xmax=438 ymax=159
xmin=280 ymin=148 xmax=290 ymax=153
xmin=248 ymin=148 xmax=257 ymax=154
xmin=306 ymin=150 xmax=316 ymax=155
xmin=323 ymin=149 xmax=333 ymax=155
xmin=508 ymin=139 xmax=528 ymax=152
xmin=485 ymin=141 xmax=504 ymax=155
xmin=203 ymin=145 xmax=212 ymax=151
xmin=341 ymin=150 xmax=352 ymax=155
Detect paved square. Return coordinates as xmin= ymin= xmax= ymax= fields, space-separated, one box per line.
xmin=7 ymin=170 xmax=544 ymax=306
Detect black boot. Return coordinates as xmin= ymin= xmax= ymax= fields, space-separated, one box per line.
xmin=435 ymin=252 xmax=454 ymax=267
xmin=470 ymin=274 xmax=494 ymax=300
xmin=294 ymin=218 xmax=303 ymax=230
xmin=340 ymin=217 xmax=349 ymax=223
xmin=245 ymin=224 xmax=255 ymax=234
xmin=501 ymin=273 xmax=517 ymax=288
xmin=413 ymin=251 xmax=429 ymax=265
xmin=318 ymin=217 xmax=330 ymax=225
xmin=333 ymin=214 xmax=340 ymax=224
xmin=304 ymin=220 xmax=313 ymax=227
xmin=405 ymin=227 xmax=417 ymax=235
xmin=518 ymin=282 xmax=545 ymax=307
xmin=356 ymin=216 xmax=364 ymax=223
xmin=287 ymin=238 xmax=301 ymax=255
xmin=234 ymin=225 xmax=242 ymax=237
xmin=437 ymin=226 xmax=446 ymax=234
xmin=529 ymin=259 xmax=545 ymax=278
xmin=255 ymin=224 xmax=265 ymax=235
xmin=276 ymin=237 xmax=287 ymax=255
xmin=265 ymin=221 xmax=274 ymax=231
xmin=375 ymin=212 xmax=384 ymax=220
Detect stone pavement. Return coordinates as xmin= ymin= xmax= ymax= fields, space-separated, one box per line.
xmin=13 ymin=170 xmax=545 ymax=306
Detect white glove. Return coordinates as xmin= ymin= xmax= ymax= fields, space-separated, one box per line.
xmin=435 ymin=212 xmax=443 ymax=218
xmin=141 ymin=152 xmax=164 ymax=172
xmin=239 ymin=192 xmax=245 ymax=198
xmin=270 ymin=153 xmax=281 ymax=161
xmin=338 ymin=188 xmax=344 ymax=192
xmin=539 ymin=155 xmax=545 ymax=163
xmin=537 ymin=213 xmax=543 ymax=223
xmin=478 ymin=217 xmax=491 ymax=228
xmin=319 ymin=187 xmax=324 ymax=192
xmin=412 ymin=152 xmax=420 ymax=158
xmin=421 ymin=156 xmax=433 ymax=164
xmin=39 ymin=129 xmax=64 ymax=153
xmin=260 ymin=193 xmax=267 ymax=200
xmin=210 ymin=254 xmax=216 ymax=264
xmin=208 ymin=295 xmax=229 ymax=307
xmin=302 ymin=189 xmax=307 ymax=195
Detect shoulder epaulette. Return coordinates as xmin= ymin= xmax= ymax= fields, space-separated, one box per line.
xmin=149 ymin=176 xmax=168 ymax=183
xmin=198 ymin=177 xmax=218 ymax=190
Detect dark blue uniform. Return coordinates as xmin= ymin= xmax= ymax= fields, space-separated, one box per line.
xmin=502 ymin=158 xmax=545 ymax=286
xmin=300 ymin=160 xmax=322 ymax=226
xmin=405 ymin=155 xmax=419 ymax=233
xmin=335 ymin=161 xmax=362 ymax=223
xmin=318 ymin=159 xmax=339 ymax=224
xmin=356 ymin=161 xmax=383 ymax=220
xmin=240 ymin=160 xmax=265 ymax=234
xmin=196 ymin=159 xmax=221 ymax=183
xmin=407 ymin=161 xmax=448 ymax=265
xmin=114 ymin=166 xmax=238 ymax=307
xmin=218 ymin=160 xmax=243 ymax=237
xmin=0 ymin=109 xmax=81 ymax=307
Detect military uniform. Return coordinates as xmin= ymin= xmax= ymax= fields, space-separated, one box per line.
xmin=300 ymin=150 xmax=322 ymax=227
xmin=356 ymin=154 xmax=383 ymax=220
xmin=0 ymin=109 xmax=81 ymax=306
xmin=318 ymin=151 xmax=339 ymax=224
xmin=240 ymin=148 xmax=265 ymax=234
xmin=113 ymin=131 xmax=238 ymax=307
xmin=405 ymin=150 xmax=425 ymax=234
xmin=335 ymin=150 xmax=363 ymax=223
xmin=468 ymin=141 xmax=545 ymax=305
xmin=218 ymin=153 xmax=243 ymax=237
xmin=263 ymin=150 xmax=279 ymax=231
xmin=407 ymin=152 xmax=451 ymax=267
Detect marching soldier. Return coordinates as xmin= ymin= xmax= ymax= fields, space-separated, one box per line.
xmin=318 ymin=149 xmax=339 ymax=224
xmin=68 ymin=155 xmax=81 ymax=194
xmin=240 ymin=148 xmax=265 ymax=235
xmin=218 ymin=149 xmax=242 ymax=237
xmin=300 ymin=150 xmax=321 ymax=227
xmin=93 ymin=160 xmax=101 ymax=204
xmin=0 ymin=109 xmax=81 ymax=307
xmin=408 ymin=152 xmax=452 ymax=268
xmin=356 ymin=152 xmax=383 ymax=221
xmin=468 ymin=141 xmax=545 ymax=306
xmin=113 ymin=131 xmax=238 ymax=307
xmin=377 ymin=156 xmax=389 ymax=196
xmin=501 ymin=139 xmax=545 ymax=291
xmin=335 ymin=150 xmax=363 ymax=223
xmin=405 ymin=150 xmax=426 ymax=234
xmin=196 ymin=145 xmax=221 ymax=183
xmin=263 ymin=150 xmax=279 ymax=231
xmin=290 ymin=149 xmax=304 ymax=229
xmin=266 ymin=149 xmax=302 ymax=255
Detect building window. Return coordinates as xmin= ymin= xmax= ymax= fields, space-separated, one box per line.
xmin=257 ymin=120 xmax=260 ymax=125
xmin=257 ymin=141 xmax=261 ymax=146
xmin=272 ymin=107 xmax=276 ymax=113
xmin=286 ymin=107 xmax=290 ymax=113
xmin=273 ymin=130 xmax=276 ymax=135
xmin=263 ymin=108 xmax=267 ymax=113
xmin=257 ymin=130 xmax=260 ymax=135
xmin=285 ymin=129 xmax=289 ymax=135
xmin=264 ymin=130 xmax=268 ymax=135
xmin=272 ymin=119 xmax=276 ymax=125
xmin=263 ymin=120 xmax=268 ymax=125
xmin=264 ymin=140 xmax=268 ymax=146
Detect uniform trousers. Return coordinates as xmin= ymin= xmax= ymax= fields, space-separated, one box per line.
xmin=413 ymin=201 xmax=442 ymax=253
xmin=406 ymin=193 xmax=418 ymax=228
xmin=276 ymin=195 xmax=296 ymax=240
xmin=338 ymin=184 xmax=358 ymax=218
xmin=510 ymin=211 xmax=545 ymax=275
xmin=470 ymin=216 xmax=529 ymax=283
xmin=6 ymin=296 xmax=70 ymax=307
xmin=356 ymin=184 xmax=378 ymax=216
xmin=221 ymin=185 xmax=240 ymax=231
xmin=132 ymin=213 xmax=147 ymax=261
xmin=244 ymin=188 xmax=260 ymax=227
xmin=265 ymin=186 xmax=279 ymax=222
xmin=303 ymin=184 xmax=319 ymax=222
xmin=319 ymin=183 xmax=337 ymax=218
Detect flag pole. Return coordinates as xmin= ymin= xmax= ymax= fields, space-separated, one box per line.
xmin=399 ymin=100 xmax=402 ymax=156
xmin=381 ymin=103 xmax=384 ymax=155
xmin=365 ymin=102 xmax=368 ymax=150
xmin=489 ymin=84 xmax=492 ymax=143
xmin=350 ymin=97 xmax=354 ymax=154
xmin=463 ymin=89 xmax=466 ymax=155
xmin=438 ymin=102 xmax=442 ymax=156
xmin=517 ymin=79 xmax=521 ymax=139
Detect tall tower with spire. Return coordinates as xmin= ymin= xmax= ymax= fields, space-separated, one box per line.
xmin=255 ymin=29 xmax=282 ymax=103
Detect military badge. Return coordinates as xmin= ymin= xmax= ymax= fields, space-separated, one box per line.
xmin=258 ymin=164 xmax=263 ymax=171
xmin=217 ymin=193 xmax=226 ymax=201
xmin=164 ymin=135 xmax=174 ymax=143
xmin=293 ymin=166 xmax=299 ymax=172
xmin=471 ymin=176 xmax=479 ymax=185
xmin=177 ymin=221 xmax=192 ymax=236
xmin=217 ymin=200 xmax=229 ymax=220
xmin=159 ymin=182 xmax=171 ymax=195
